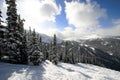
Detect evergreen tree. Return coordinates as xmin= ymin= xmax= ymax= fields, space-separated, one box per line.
xmin=20 ymin=30 xmax=28 ymax=64
xmin=0 ymin=9 xmax=2 ymax=26
xmin=6 ymin=0 xmax=18 ymax=30
xmin=57 ymin=45 xmax=63 ymax=62
xmin=45 ymin=44 xmax=49 ymax=60
xmin=28 ymin=29 xmax=43 ymax=65
xmin=0 ymin=9 xmax=8 ymax=61
xmin=17 ymin=15 xmax=25 ymax=33
xmin=48 ymin=41 xmax=52 ymax=61
xmin=17 ymin=15 xmax=27 ymax=64
xmin=51 ymin=34 xmax=58 ymax=65
xmin=71 ymin=50 xmax=75 ymax=64
xmin=39 ymin=36 xmax=42 ymax=52
xmin=64 ymin=41 xmax=69 ymax=63
xmin=5 ymin=0 xmax=24 ymax=63
xmin=42 ymin=43 xmax=48 ymax=60
xmin=0 ymin=9 xmax=3 ymax=60
xmin=27 ymin=27 xmax=32 ymax=55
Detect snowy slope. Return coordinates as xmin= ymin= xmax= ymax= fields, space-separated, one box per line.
xmin=0 ymin=60 xmax=120 ymax=80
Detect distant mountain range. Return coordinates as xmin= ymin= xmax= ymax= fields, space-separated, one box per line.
xmin=39 ymin=33 xmax=120 ymax=71
xmin=81 ymin=36 xmax=120 ymax=56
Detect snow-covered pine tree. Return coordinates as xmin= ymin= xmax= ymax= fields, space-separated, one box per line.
xmin=77 ymin=46 xmax=81 ymax=63
xmin=39 ymin=36 xmax=42 ymax=52
xmin=17 ymin=15 xmax=25 ymax=33
xmin=28 ymin=29 xmax=43 ymax=65
xmin=17 ymin=15 xmax=28 ymax=64
xmin=64 ymin=41 xmax=69 ymax=63
xmin=26 ymin=27 xmax=33 ymax=54
xmin=70 ymin=50 xmax=75 ymax=64
xmin=48 ymin=41 xmax=52 ymax=61
xmin=0 ymin=9 xmax=8 ymax=61
xmin=0 ymin=9 xmax=3 ymax=60
xmin=0 ymin=9 xmax=2 ymax=25
xmin=51 ymin=34 xmax=58 ymax=65
xmin=5 ymin=0 xmax=24 ymax=63
xmin=20 ymin=30 xmax=28 ymax=64
xmin=57 ymin=45 xmax=64 ymax=62
xmin=6 ymin=0 xmax=18 ymax=30
xmin=42 ymin=43 xmax=49 ymax=60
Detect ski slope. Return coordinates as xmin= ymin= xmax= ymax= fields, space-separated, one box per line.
xmin=0 ymin=60 xmax=120 ymax=80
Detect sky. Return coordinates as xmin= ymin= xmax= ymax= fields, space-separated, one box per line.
xmin=0 ymin=0 xmax=120 ymax=40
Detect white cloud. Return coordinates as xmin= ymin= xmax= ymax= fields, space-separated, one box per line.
xmin=17 ymin=0 xmax=61 ymax=21
xmin=59 ymin=0 xmax=107 ymax=40
xmin=46 ymin=0 xmax=120 ymax=40
xmin=65 ymin=0 xmax=106 ymax=29
xmin=16 ymin=0 xmax=61 ymax=33
xmin=39 ymin=0 xmax=61 ymax=22
xmin=96 ymin=19 xmax=120 ymax=36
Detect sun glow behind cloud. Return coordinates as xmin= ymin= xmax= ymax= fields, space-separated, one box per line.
xmin=16 ymin=0 xmax=61 ymax=35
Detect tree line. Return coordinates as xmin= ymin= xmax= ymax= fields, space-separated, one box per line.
xmin=0 ymin=0 xmax=60 ymax=65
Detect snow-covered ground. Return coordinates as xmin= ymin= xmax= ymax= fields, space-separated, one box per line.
xmin=0 ymin=60 xmax=120 ymax=80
